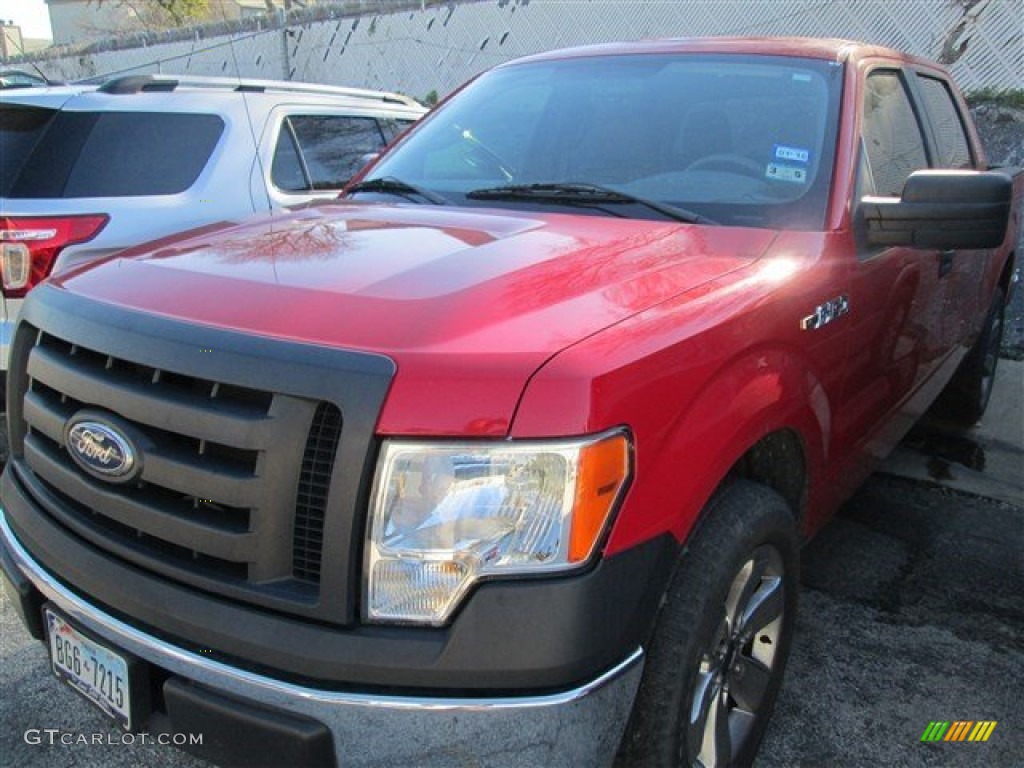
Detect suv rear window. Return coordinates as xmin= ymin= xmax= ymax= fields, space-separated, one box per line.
xmin=6 ymin=111 xmax=224 ymax=198
xmin=0 ymin=105 xmax=57 ymax=196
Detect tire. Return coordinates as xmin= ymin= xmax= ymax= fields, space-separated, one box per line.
xmin=933 ymin=286 xmax=1006 ymax=426
xmin=617 ymin=481 xmax=799 ymax=768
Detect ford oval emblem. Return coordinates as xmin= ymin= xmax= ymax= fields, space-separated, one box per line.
xmin=65 ymin=416 xmax=140 ymax=483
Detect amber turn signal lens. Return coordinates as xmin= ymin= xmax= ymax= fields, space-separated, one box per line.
xmin=569 ymin=433 xmax=630 ymax=562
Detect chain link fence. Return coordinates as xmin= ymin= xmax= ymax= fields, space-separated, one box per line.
xmin=15 ymin=0 xmax=1024 ymax=102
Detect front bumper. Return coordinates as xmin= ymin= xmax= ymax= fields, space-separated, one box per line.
xmin=1 ymin=510 xmax=644 ymax=767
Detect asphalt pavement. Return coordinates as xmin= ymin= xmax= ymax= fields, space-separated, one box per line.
xmin=1 ymin=365 xmax=1021 ymax=768
xmin=758 ymin=360 xmax=1023 ymax=768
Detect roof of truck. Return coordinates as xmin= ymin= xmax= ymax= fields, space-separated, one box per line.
xmin=509 ymin=36 xmax=940 ymax=70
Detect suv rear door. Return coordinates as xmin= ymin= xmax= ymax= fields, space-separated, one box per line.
xmin=2 ymin=100 xmax=229 ymax=275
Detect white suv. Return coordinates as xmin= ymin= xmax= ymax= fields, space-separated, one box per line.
xmin=0 ymin=74 xmax=427 ymax=389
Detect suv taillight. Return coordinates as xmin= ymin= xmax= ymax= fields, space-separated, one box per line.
xmin=1 ymin=215 xmax=109 ymax=298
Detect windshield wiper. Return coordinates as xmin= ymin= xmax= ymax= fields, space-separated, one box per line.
xmin=347 ymin=176 xmax=451 ymax=205
xmin=466 ymin=182 xmax=714 ymax=224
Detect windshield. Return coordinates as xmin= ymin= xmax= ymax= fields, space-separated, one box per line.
xmin=362 ymin=53 xmax=843 ymax=229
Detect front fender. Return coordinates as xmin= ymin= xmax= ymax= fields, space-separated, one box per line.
xmin=614 ymin=344 xmax=830 ymax=553
xmin=512 ymin=236 xmax=848 ymax=557
xmin=512 ymin=337 xmax=834 ymax=557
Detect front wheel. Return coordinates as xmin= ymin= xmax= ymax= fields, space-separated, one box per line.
xmin=618 ymin=481 xmax=799 ymax=767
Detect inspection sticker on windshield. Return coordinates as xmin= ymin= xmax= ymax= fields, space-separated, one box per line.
xmin=774 ymin=144 xmax=810 ymax=164
xmin=766 ymin=164 xmax=808 ymax=184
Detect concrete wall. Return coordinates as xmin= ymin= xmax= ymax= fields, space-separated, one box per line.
xmin=24 ymin=0 xmax=1024 ymax=100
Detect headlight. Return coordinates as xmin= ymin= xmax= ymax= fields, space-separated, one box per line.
xmin=365 ymin=431 xmax=631 ymax=625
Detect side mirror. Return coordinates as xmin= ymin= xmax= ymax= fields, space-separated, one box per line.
xmin=860 ymin=169 xmax=1011 ymax=249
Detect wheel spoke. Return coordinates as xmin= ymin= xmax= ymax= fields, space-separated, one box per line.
xmin=696 ymin=680 xmax=732 ymax=768
xmin=726 ymin=550 xmax=768 ymax=627
xmin=707 ymin=684 xmax=732 ymax=767
xmin=689 ymin=669 xmax=716 ymax=742
xmin=740 ymin=576 xmax=784 ymax=635
xmin=729 ymin=654 xmax=772 ymax=713
xmin=729 ymin=710 xmax=758 ymax=755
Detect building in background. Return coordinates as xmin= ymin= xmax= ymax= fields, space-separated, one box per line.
xmin=0 ymin=20 xmax=49 ymax=58
xmin=209 ymin=0 xmax=298 ymax=21
xmin=0 ymin=20 xmax=23 ymax=57
xmin=233 ymin=0 xmax=288 ymax=19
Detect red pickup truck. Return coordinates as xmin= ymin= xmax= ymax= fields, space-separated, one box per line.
xmin=1 ymin=38 xmax=1019 ymax=768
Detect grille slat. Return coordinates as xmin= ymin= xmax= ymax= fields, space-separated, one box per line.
xmin=25 ymin=434 xmax=255 ymax=560
xmin=22 ymin=390 xmax=67 ymax=443
xmin=25 ymin=388 xmax=263 ymax=507
xmin=27 ymin=469 xmax=252 ymax=584
xmin=28 ymin=344 xmax=273 ymax=448
xmin=140 ymin=450 xmax=260 ymax=509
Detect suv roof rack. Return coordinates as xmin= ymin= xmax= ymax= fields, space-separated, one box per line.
xmin=96 ymin=74 xmax=421 ymax=107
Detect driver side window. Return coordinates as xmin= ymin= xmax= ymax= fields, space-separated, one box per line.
xmin=861 ymin=71 xmax=929 ymax=197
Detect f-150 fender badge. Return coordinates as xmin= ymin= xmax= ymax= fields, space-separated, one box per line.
xmin=65 ymin=412 xmax=142 ymax=483
xmin=801 ymin=295 xmax=850 ymax=331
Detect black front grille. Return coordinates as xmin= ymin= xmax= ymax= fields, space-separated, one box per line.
xmin=8 ymin=287 xmax=395 ymax=625
xmin=294 ymin=402 xmax=342 ymax=583
xmin=19 ymin=330 xmax=320 ymax=599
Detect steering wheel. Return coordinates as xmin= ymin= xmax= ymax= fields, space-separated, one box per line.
xmin=684 ymin=153 xmax=764 ymax=177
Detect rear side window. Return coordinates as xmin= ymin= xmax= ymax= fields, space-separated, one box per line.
xmin=271 ymin=123 xmax=307 ymax=192
xmin=0 ymin=105 xmax=57 ymax=196
xmin=862 ymin=71 xmax=929 ymax=196
xmin=272 ymin=115 xmax=386 ymax=192
xmin=915 ymin=74 xmax=972 ymax=169
xmin=379 ymin=118 xmax=415 ymax=143
xmin=9 ymin=111 xmax=223 ymax=198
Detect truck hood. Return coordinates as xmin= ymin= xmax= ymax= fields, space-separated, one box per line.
xmin=54 ymin=203 xmax=777 ymax=435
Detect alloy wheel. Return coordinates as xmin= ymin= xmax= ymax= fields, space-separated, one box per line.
xmin=687 ymin=545 xmax=786 ymax=768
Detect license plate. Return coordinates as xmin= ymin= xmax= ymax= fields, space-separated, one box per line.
xmin=45 ymin=609 xmax=134 ymax=730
